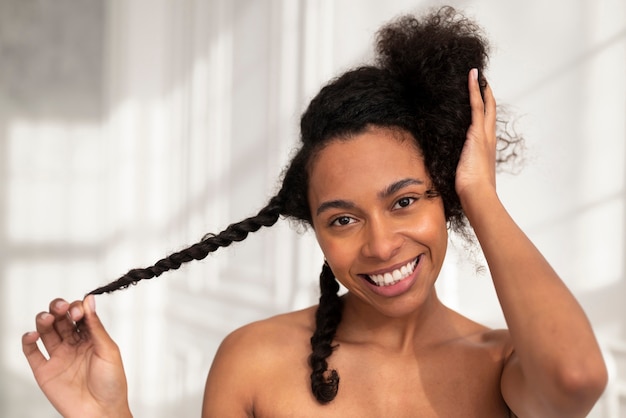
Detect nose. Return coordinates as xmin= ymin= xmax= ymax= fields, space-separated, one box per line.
xmin=360 ymin=216 xmax=402 ymax=261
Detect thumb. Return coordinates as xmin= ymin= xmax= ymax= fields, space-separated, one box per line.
xmin=80 ymin=295 xmax=116 ymax=351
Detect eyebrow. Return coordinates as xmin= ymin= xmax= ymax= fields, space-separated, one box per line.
xmin=315 ymin=178 xmax=424 ymax=216
xmin=378 ymin=178 xmax=424 ymax=199
xmin=316 ymin=199 xmax=356 ymax=216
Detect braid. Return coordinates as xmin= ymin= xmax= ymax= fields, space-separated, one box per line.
xmin=87 ymin=194 xmax=285 ymax=295
xmin=308 ymin=262 xmax=344 ymax=403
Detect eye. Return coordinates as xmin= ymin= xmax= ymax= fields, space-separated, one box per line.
xmin=393 ymin=196 xmax=417 ymax=210
xmin=330 ymin=216 xmax=356 ymax=227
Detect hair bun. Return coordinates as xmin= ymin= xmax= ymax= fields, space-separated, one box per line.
xmin=375 ymin=6 xmax=489 ymax=110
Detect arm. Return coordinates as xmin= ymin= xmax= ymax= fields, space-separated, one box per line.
xmin=457 ymin=69 xmax=607 ymax=417
xmin=22 ymin=296 xmax=133 ymax=418
xmin=202 ymin=326 xmax=258 ymax=418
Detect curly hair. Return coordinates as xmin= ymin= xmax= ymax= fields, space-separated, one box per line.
xmin=87 ymin=6 xmax=522 ymax=404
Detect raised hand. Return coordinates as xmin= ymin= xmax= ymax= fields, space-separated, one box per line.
xmin=22 ymin=296 xmax=132 ymax=418
xmin=453 ymin=69 xmax=608 ymax=417
xmin=455 ymin=68 xmax=498 ymax=202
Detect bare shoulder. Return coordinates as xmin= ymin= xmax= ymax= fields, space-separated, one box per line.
xmin=447 ymin=308 xmax=513 ymax=355
xmin=473 ymin=327 xmax=515 ymax=369
xmin=211 ymin=304 xmax=316 ymax=370
xmin=222 ymin=305 xmax=316 ymax=352
xmin=419 ymin=310 xmax=515 ymax=415
xmin=433 ymin=309 xmax=515 ymax=391
xmin=202 ymin=306 xmax=317 ymax=416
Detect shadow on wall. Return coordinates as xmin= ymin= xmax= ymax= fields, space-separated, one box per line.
xmin=0 ymin=368 xmax=206 ymax=418
xmin=0 ymin=0 xmax=106 ymax=414
xmin=2 ymin=1 xmax=626 ymax=417
xmin=0 ymin=370 xmax=59 ymax=418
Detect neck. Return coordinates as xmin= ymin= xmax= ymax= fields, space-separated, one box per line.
xmin=337 ymin=289 xmax=455 ymax=354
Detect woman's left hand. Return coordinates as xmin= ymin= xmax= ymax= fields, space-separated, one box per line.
xmin=455 ymin=68 xmax=498 ymax=202
xmin=22 ymin=296 xmax=132 ymax=418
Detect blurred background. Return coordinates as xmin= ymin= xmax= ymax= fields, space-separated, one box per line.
xmin=0 ymin=0 xmax=624 ymax=416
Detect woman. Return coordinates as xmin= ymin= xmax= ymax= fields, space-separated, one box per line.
xmin=22 ymin=7 xmax=607 ymax=417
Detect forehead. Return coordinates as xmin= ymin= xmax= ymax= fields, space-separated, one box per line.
xmin=308 ymin=127 xmax=427 ymax=198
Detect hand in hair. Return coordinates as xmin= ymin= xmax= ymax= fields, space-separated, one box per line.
xmin=455 ymin=71 xmax=607 ymax=416
xmin=455 ymin=68 xmax=497 ymax=200
xmin=22 ymin=297 xmax=132 ymax=418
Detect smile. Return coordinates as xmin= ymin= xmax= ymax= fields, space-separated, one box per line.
xmin=364 ymin=257 xmax=420 ymax=287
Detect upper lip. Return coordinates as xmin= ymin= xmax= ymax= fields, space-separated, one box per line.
xmin=360 ymin=255 xmax=421 ymax=276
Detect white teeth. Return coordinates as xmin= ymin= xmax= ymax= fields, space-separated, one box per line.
xmin=384 ymin=273 xmax=394 ymax=285
xmin=367 ymin=258 xmax=418 ymax=287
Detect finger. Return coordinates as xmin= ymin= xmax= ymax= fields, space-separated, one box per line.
xmin=468 ymin=68 xmax=485 ymax=125
xmin=22 ymin=331 xmax=48 ymax=373
xmin=35 ymin=311 xmax=62 ymax=354
xmin=49 ymin=299 xmax=81 ymax=343
xmin=482 ymin=83 xmax=497 ymax=140
xmin=78 ymin=295 xmax=116 ymax=353
xmin=68 ymin=300 xmax=86 ymax=322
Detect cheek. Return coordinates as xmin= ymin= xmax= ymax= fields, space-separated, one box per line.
xmin=410 ymin=203 xmax=448 ymax=248
xmin=314 ymin=232 xmax=356 ymax=278
xmin=316 ymin=235 xmax=348 ymax=263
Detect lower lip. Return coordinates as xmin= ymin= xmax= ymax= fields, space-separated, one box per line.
xmin=362 ymin=257 xmax=421 ymax=298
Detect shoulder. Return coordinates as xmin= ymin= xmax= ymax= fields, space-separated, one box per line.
xmin=221 ymin=305 xmax=317 ymax=354
xmin=438 ymin=309 xmax=515 ymax=385
xmin=477 ymin=328 xmax=514 ymax=353
xmin=202 ymin=306 xmax=317 ymax=416
xmin=446 ymin=307 xmax=513 ymax=356
xmin=213 ymin=304 xmax=317 ymax=370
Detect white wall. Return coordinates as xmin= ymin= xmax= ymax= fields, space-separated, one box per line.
xmin=1 ymin=0 xmax=624 ymax=417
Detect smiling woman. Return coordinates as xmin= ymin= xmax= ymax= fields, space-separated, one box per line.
xmin=308 ymin=128 xmax=448 ymax=307
xmin=21 ymin=6 xmax=608 ymax=418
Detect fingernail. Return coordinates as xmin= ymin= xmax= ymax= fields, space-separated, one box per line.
xmin=471 ymin=68 xmax=478 ymax=80
xmin=70 ymin=307 xmax=81 ymax=321
xmin=86 ymin=295 xmax=96 ymax=313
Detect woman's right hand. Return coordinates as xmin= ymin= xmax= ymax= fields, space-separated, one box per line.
xmin=22 ymin=296 xmax=132 ymax=418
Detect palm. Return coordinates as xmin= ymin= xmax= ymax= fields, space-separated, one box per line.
xmin=39 ymin=342 xmax=115 ymax=412
xmin=23 ymin=297 xmax=130 ymax=418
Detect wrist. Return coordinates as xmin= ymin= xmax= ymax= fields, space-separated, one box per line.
xmin=458 ymin=184 xmax=500 ymax=222
xmin=104 ymin=408 xmax=133 ymax=418
xmin=66 ymin=405 xmax=133 ymax=418
xmin=96 ymin=399 xmax=132 ymax=418
xmin=458 ymin=183 xmax=497 ymax=206
xmin=112 ymin=401 xmax=133 ymax=418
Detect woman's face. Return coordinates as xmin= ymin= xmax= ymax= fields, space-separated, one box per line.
xmin=308 ymin=126 xmax=448 ymax=317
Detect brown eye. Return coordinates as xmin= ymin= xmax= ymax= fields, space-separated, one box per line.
xmin=331 ymin=216 xmax=355 ymax=227
xmin=393 ymin=197 xmax=416 ymax=209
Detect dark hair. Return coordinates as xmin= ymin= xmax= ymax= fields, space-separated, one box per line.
xmin=87 ymin=6 xmax=522 ymax=404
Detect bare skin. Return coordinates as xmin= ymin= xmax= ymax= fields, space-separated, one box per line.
xmin=23 ymin=70 xmax=607 ymax=417
xmin=204 ymin=301 xmax=512 ymax=417
xmin=203 ymin=70 xmax=607 ymax=417
xmin=21 ymin=296 xmax=132 ymax=418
